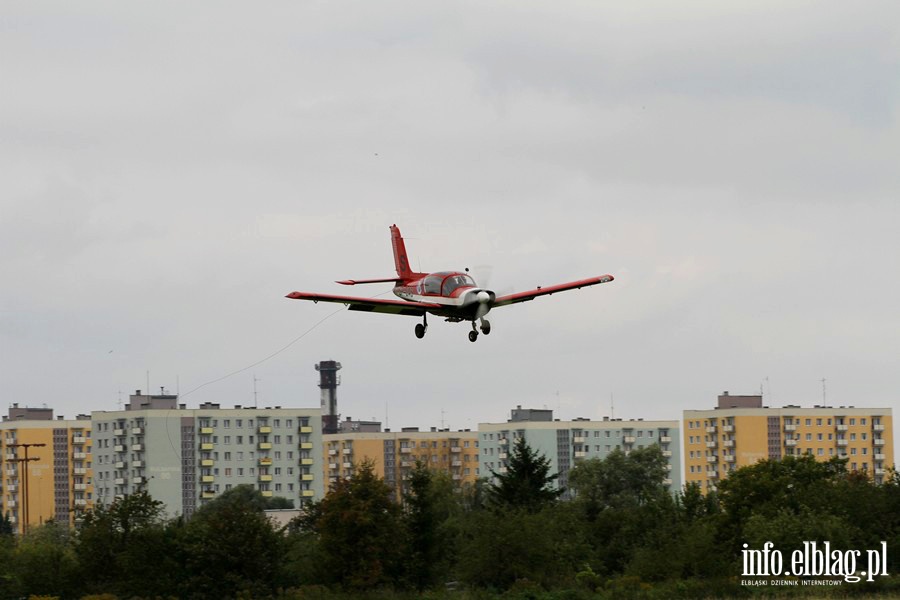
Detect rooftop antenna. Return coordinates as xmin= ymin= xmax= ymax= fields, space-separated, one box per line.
xmin=440 ymin=408 xmax=445 ymax=429
xmin=610 ymin=393 xmax=614 ymax=419
xmin=117 ymin=389 xmax=123 ymax=410
xmin=385 ymin=401 xmax=389 ymax=429
xmin=822 ymin=378 xmax=827 ymax=405
xmin=252 ymin=374 xmax=260 ymax=408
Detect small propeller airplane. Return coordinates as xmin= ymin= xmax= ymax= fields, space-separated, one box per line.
xmin=286 ymin=225 xmax=614 ymax=342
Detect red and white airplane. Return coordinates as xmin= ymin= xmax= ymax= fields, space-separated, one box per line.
xmin=286 ymin=225 xmax=614 ymax=342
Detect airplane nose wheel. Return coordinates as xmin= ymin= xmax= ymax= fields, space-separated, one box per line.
xmin=468 ymin=330 xmax=478 ymax=343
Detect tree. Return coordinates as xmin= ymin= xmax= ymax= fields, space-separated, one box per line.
xmin=487 ymin=437 xmax=562 ymax=512
xmin=77 ymin=491 xmax=175 ymax=597
xmin=295 ymin=460 xmax=406 ymax=590
xmin=180 ymin=485 xmax=284 ymax=599
xmin=0 ymin=512 xmax=13 ymax=537
xmin=12 ymin=521 xmax=81 ymax=598
xmin=568 ymin=445 xmax=669 ymax=520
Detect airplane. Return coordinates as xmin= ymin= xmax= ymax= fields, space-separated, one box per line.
xmin=286 ymin=225 xmax=614 ymax=342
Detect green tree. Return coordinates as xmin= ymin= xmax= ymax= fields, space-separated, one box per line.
xmin=180 ymin=484 xmax=284 ymax=599
xmin=77 ymin=491 xmax=175 ymax=597
xmin=568 ymin=445 xmax=669 ymax=520
xmin=0 ymin=512 xmax=13 ymax=537
xmin=487 ymin=437 xmax=562 ymax=512
xmin=12 ymin=521 xmax=81 ymax=598
xmin=295 ymin=460 xmax=406 ymax=590
xmin=264 ymin=495 xmax=295 ymax=510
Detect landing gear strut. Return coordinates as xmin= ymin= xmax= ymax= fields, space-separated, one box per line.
xmin=415 ymin=314 xmax=427 ymax=339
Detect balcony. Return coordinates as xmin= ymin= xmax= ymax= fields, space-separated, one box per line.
xmin=259 ymin=457 xmax=272 ymax=466
xmin=258 ymin=426 xmax=272 ymax=434
xmin=114 ymin=428 xmax=125 ymax=436
xmin=6 ymin=500 xmax=16 ymax=508
xmin=837 ymin=439 xmax=848 ymax=446
xmin=302 ymin=474 xmax=314 ymax=481
xmin=725 ymin=455 xmax=736 ymax=463
xmin=261 ymin=490 xmax=273 ymax=497
xmin=132 ymin=427 xmax=144 ymax=435
xmin=874 ymin=438 xmax=886 ymax=446
xmin=328 ymin=463 xmax=338 ymax=470
xmin=258 ymin=442 xmax=272 ymax=450
xmin=200 ymin=443 xmax=214 ymax=451
xmin=874 ymin=424 xmax=885 ymax=432
xmin=707 ymin=470 xmax=719 ymax=479
xmin=724 ymin=440 xmax=735 ymax=448
xmin=784 ymin=424 xmax=797 ymax=432
xmin=300 ymin=458 xmax=314 ymax=466
xmin=4 ymin=469 xmax=17 ymax=478
xmin=450 ymin=447 xmax=462 ymax=453
xmin=133 ymin=477 xmax=145 ymax=485
xmin=706 ymin=456 xmax=718 ymax=463
xmin=328 ymin=449 xmax=338 ymax=455
xmin=72 ymin=452 xmax=87 ymax=460
xmin=132 ymin=444 xmax=144 ymax=452
xmin=200 ymin=427 xmax=214 ymax=435
xmin=258 ymin=474 xmax=272 ymax=482
xmin=72 ymin=435 xmax=87 ymax=444
xmin=660 ymin=436 xmax=672 ymax=443
xmin=662 ymin=450 xmax=672 ymax=458
xmin=451 ymin=460 xmax=462 ymax=467
xmin=665 ymin=463 xmax=672 ymax=471
xmin=453 ymin=474 xmax=463 ymax=480
xmin=201 ymin=475 xmax=215 ymax=483
xmin=573 ymin=436 xmax=586 ymax=444
xmin=342 ymin=462 xmax=352 ymax=468
xmin=114 ymin=445 xmax=126 ymax=453
xmin=705 ymin=426 xmax=717 ymax=433
xmin=74 ymin=483 xmax=87 ymax=491
xmin=73 ymin=467 xmax=88 ymax=475
xmin=133 ymin=461 xmax=144 ymax=468
xmin=623 ymin=436 xmax=636 ymax=444
xmin=400 ymin=447 xmax=411 ymax=454
xmin=302 ymin=490 xmax=315 ymax=497
xmin=114 ymin=478 xmax=126 ymax=485
xmin=342 ymin=448 xmax=352 ymax=454
xmin=7 ymin=484 xmax=17 ymax=493
xmin=498 ymin=438 xmax=508 ymax=446
xmin=875 ymin=453 xmax=886 ymax=461
xmin=400 ymin=461 xmax=412 ymax=468
xmin=785 ymin=439 xmax=797 ymax=447
xmin=875 ymin=468 xmax=886 ymax=476
xmin=574 ymin=451 xmax=587 ymax=458
xmin=299 ymin=426 xmax=313 ymax=433
xmin=836 ymin=424 xmax=848 ymax=431
xmin=498 ymin=452 xmax=508 ymax=460
xmin=115 ymin=461 xmax=126 ymax=469
xmin=202 ymin=491 xmax=215 ymax=499
xmin=663 ymin=478 xmax=673 ymax=486
xmin=74 ymin=499 xmax=88 ymax=507
xmin=706 ymin=441 xmax=717 ymax=448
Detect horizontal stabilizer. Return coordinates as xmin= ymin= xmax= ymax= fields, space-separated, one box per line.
xmin=336 ymin=277 xmax=403 ymax=286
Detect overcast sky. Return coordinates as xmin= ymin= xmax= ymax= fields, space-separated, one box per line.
xmin=2 ymin=2 xmax=899 ymax=437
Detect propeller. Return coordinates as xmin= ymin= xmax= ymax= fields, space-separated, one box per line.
xmin=474 ymin=290 xmax=493 ymax=320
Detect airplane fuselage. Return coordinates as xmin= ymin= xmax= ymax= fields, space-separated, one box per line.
xmin=393 ymin=271 xmax=495 ymax=320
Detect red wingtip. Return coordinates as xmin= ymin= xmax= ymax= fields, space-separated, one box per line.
xmin=336 ymin=280 xmax=355 ymax=285
xmin=286 ymin=292 xmax=302 ymax=299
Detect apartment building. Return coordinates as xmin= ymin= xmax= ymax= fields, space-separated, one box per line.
xmin=684 ymin=392 xmax=894 ymax=493
xmin=0 ymin=405 xmax=92 ymax=532
xmin=91 ymin=391 xmax=323 ymax=518
xmin=323 ymin=424 xmax=480 ymax=501
xmin=479 ymin=407 xmax=682 ymax=497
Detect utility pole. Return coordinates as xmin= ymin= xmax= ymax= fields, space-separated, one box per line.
xmin=8 ymin=443 xmax=46 ymax=535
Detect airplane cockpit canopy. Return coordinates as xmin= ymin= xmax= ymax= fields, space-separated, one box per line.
xmin=422 ymin=272 xmax=476 ymax=296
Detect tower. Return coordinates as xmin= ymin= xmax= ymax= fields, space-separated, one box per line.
xmin=316 ymin=360 xmax=342 ymax=434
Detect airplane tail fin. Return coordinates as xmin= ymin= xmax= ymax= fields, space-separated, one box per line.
xmin=390 ymin=224 xmax=415 ymax=280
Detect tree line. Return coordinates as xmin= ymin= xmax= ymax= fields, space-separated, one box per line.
xmin=2 ymin=438 xmax=900 ymax=599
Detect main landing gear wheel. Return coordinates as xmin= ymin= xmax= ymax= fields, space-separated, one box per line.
xmin=480 ymin=319 xmax=491 ymax=335
xmin=468 ymin=330 xmax=479 ymax=343
xmin=415 ymin=314 xmax=428 ymax=339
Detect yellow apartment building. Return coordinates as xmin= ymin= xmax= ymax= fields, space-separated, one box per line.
xmin=323 ymin=423 xmax=479 ymax=501
xmin=0 ymin=404 xmax=93 ymax=533
xmin=684 ymin=392 xmax=893 ymax=493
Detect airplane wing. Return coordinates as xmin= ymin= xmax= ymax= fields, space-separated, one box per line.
xmin=492 ymin=275 xmax=614 ymax=308
xmin=285 ymin=291 xmax=441 ymax=317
